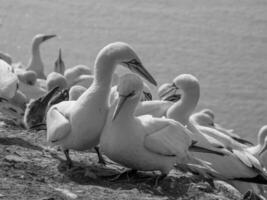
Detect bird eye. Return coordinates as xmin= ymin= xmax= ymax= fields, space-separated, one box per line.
xmin=128 ymin=91 xmax=136 ymax=97
xmin=126 ymin=59 xmax=140 ymax=66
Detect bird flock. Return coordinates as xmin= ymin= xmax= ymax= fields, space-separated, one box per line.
xmin=1 ymin=34 xmax=267 ymax=199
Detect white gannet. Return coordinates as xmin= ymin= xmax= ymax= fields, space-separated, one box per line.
xmin=46 ymin=72 xmax=67 ymax=91
xmin=164 ymin=74 xmax=267 ymax=188
xmin=46 ymin=42 xmax=157 ymax=168
xmin=100 ymin=74 xmax=216 ymax=181
xmin=0 ymin=51 xmax=12 ymax=65
xmin=54 ymin=48 xmax=65 ymax=75
xmin=26 ymin=34 xmax=56 ymax=79
xmin=247 ymin=125 xmax=267 ymax=167
xmin=64 ymin=64 xmax=92 ymax=87
xmin=0 ymin=60 xmax=19 ymax=99
xmin=17 ymin=70 xmax=37 ymax=86
xmin=190 ymin=109 xmax=253 ymax=146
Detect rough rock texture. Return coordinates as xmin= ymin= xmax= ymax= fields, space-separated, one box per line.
xmin=0 ymin=120 xmax=258 ymax=200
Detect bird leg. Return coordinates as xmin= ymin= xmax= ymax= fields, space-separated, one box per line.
xmin=108 ymin=169 xmax=138 ymax=181
xmin=153 ymin=173 xmax=167 ymax=188
xmin=63 ymin=149 xmax=73 ymax=169
xmin=243 ymin=190 xmax=262 ymax=200
xmin=94 ymin=146 xmax=106 ymax=165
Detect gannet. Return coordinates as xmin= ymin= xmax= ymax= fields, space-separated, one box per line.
xmin=247 ymin=125 xmax=267 ymax=167
xmin=164 ymin=74 xmax=267 ymax=186
xmin=26 ymin=34 xmax=56 ymax=79
xmin=100 ymin=74 xmax=217 ymax=181
xmin=190 ymin=109 xmax=253 ymax=146
xmin=64 ymin=65 xmax=92 ymax=87
xmin=46 ymin=42 xmax=157 ymax=168
xmin=17 ymin=70 xmax=37 ymax=86
xmin=46 ymin=72 xmax=67 ymax=91
xmin=0 ymin=60 xmax=19 ymax=99
xmin=69 ymin=85 xmax=86 ymax=100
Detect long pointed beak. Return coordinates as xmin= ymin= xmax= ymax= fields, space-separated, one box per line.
xmin=42 ymin=34 xmax=57 ymax=41
xmin=112 ymin=95 xmax=128 ymax=121
xmin=125 ymin=62 xmax=157 ymax=86
xmin=49 ymin=88 xmax=69 ymax=106
xmin=159 ymin=83 xmax=178 ymax=100
xmin=40 ymin=86 xmax=59 ymax=105
xmin=259 ymin=143 xmax=267 ymax=156
xmin=163 ymin=94 xmax=181 ymax=102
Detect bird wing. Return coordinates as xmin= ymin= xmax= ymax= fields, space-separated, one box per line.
xmin=142 ymin=116 xmax=190 ymax=157
xmin=135 ymin=100 xmax=173 ymax=118
xmin=46 ymin=103 xmax=71 ymax=144
xmin=19 ymin=81 xmax=46 ymax=100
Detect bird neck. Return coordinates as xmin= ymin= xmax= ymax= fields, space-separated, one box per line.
xmin=167 ymin=86 xmax=200 ymax=126
xmin=28 ymin=41 xmax=44 ymax=74
xmin=115 ymin=96 xmax=140 ymax=122
xmin=78 ymin=54 xmax=116 ymax=107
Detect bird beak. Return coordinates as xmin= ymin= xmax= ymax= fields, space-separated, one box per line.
xmin=159 ymin=83 xmax=179 ymax=100
xmin=112 ymin=95 xmax=128 ymax=121
xmin=49 ymin=88 xmax=69 ymax=106
xmin=123 ymin=61 xmax=157 ymax=86
xmin=259 ymin=143 xmax=267 ymax=156
xmin=40 ymin=86 xmax=60 ymax=105
xmin=162 ymin=94 xmax=181 ymax=102
xmin=142 ymin=91 xmax=152 ymax=101
xmin=42 ymin=34 xmax=57 ymax=41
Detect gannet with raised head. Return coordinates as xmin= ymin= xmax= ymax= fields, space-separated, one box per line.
xmin=247 ymin=125 xmax=267 ymax=167
xmin=163 ymin=74 xmax=267 ymax=190
xmin=26 ymin=34 xmax=56 ymax=79
xmin=100 ymin=74 xmax=217 ymax=182
xmin=46 ymin=42 xmax=157 ymax=167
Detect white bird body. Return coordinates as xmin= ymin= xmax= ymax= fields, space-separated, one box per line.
xmin=164 ymin=74 xmax=267 ymax=184
xmin=46 ymin=72 xmax=67 ymax=91
xmin=246 ymin=126 xmax=267 ymax=168
xmin=190 ymin=109 xmax=253 ymax=146
xmin=18 ymin=80 xmax=47 ymax=100
xmin=101 ymin=114 xmax=186 ymax=173
xmin=46 ymin=42 xmax=157 ymax=158
xmin=100 ymin=74 xmax=213 ymax=176
xmin=0 ymin=60 xmax=18 ymax=99
xmin=134 ymin=100 xmax=173 ymax=117
xmin=64 ymin=65 xmax=92 ymax=87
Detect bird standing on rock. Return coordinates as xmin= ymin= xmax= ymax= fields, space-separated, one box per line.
xmin=46 ymin=42 xmax=157 ymax=168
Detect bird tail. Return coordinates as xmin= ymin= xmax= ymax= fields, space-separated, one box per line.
xmin=175 ymin=153 xmax=223 ymax=180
